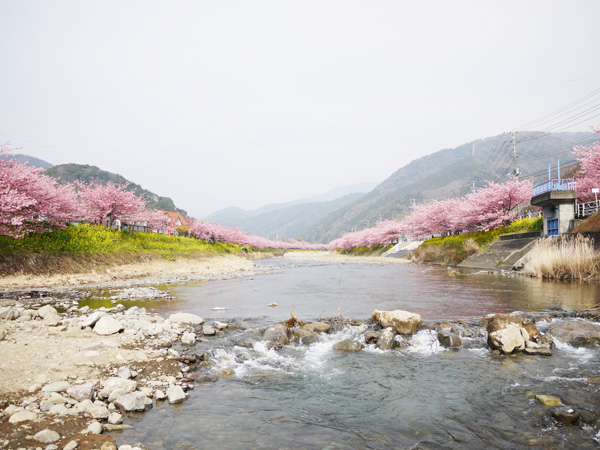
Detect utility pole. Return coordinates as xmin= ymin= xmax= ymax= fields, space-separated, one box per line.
xmin=511 ymin=132 xmax=520 ymax=178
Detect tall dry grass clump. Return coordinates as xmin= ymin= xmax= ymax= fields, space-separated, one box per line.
xmin=523 ymin=235 xmax=599 ymax=280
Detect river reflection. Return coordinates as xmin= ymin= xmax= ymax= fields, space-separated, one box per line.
xmin=138 ymin=259 xmax=600 ymax=324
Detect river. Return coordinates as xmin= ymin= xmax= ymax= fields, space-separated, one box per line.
xmin=106 ymin=257 xmax=600 ymax=449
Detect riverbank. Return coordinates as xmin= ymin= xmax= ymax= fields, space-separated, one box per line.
xmin=0 ymin=254 xmax=262 ymax=291
xmin=0 ymin=253 xmax=272 ymax=449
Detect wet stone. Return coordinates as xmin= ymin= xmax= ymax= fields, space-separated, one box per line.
xmin=438 ymin=330 xmax=462 ymax=348
xmin=552 ymin=407 xmax=580 ymax=424
xmin=333 ymin=339 xmax=364 ymax=352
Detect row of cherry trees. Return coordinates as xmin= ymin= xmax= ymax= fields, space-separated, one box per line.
xmin=187 ymin=219 xmax=325 ymax=250
xmin=330 ymin=130 xmax=600 ymax=251
xmin=328 ymin=177 xmax=534 ymax=250
xmin=4 ymin=128 xmax=599 ymax=249
xmin=0 ymin=145 xmax=324 ymax=249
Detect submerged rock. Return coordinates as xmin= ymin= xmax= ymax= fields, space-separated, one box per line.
xmin=372 ymin=310 xmax=422 ymax=335
xmin=552 ymin=407 xmax=580 ymax=425
xmin=536 ymin=394 xmax=561 ymax=406
xmin=300 ymin=322 xmax=331 ymax=333
xmin=546 ymin=320 xmax=600 ymax=347
xmin=333 ymin=339 xmax=364 ymax=352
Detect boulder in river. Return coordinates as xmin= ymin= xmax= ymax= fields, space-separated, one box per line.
xmin=262 ymin=324 xmax=290 ymax=347
xmin=293 ymin=328 xmax=317 ymax=345
xmin=371 ymin=310 xmax=422 ymax=335
xmin=364 ymin=330 xmax=379 ymax=344
xmin=437 ymin=330 xmax=462 ymax=348
xmin=376 ymin=327 xmax=395 ymax=350
xmin=485 ymin=314 xmax=553 ymax=355
xmin=546 ymin=320 xmax=600 ymax=347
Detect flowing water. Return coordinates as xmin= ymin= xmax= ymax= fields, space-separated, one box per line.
xmin=108 ymin=258 xmax=600 ymax=449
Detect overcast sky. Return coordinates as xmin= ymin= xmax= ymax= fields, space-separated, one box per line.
xmin=1 ymin=1 xmax=599 ymax=217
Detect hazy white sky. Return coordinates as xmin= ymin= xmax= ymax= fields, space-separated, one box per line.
xmin=1 ymin=0 xmax=599 ymax=217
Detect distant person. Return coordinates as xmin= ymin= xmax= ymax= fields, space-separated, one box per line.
xmin=242 ymin=246 xmax=248 ymax=254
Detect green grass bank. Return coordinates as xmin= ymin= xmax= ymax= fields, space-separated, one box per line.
xmin=408 ymin=217 xmax=543 ymax=265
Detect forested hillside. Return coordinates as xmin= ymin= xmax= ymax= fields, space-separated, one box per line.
xmin=45 ymin=164 xmax=187 ymax=217
xmin=304 ymin=131 xmax=598 ymax=243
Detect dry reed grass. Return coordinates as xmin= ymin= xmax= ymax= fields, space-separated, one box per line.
xmin=463 ymin=238 xmax=480 ymax=253
xmin=523 ymin=235 xmax=599 ymax=280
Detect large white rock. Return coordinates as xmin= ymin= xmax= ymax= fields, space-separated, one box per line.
xmin=94 ymin=316 xmax=124 ymax=335
xmin=489 ymin=326 xmax=526 ymax=353
xmin=169 ymin=313 xmax=204 ymax=325
xmin=43 ymin=313 xmax=62 ymax=327
xmin=114 ymin=391 xmax=153 ymax=412
xmin=99 ymin=377 xmax=137 ymax=399
xmin=181 ymin=332 xmax=196 ymax=345
xmin=86 ymin=420 xmax=103 ymax=434
xmin=86 ymin=403 xmax=110 ymax=420
xmin=166 ymin=385 xmax=186 ymax=404
xmin=8 ymin=410 xmax=38 ymax=423
xmin=67 ymin=383 xmax=94 ymax=402
xmin=42 ymin=381 xmax=70 ymax=393
xmin=33 ymin=429 xmax=60 ymax=443
xmin=81 ymin=311 xmax=106 ymax=328
xmin=37 ymin=305 xmax=58 ymax=319
xmin=372 ymin=310 xmax=422 ymax=335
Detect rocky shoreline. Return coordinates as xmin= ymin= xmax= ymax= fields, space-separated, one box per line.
xmin=0 ymin=258 xmax=273 ymax=450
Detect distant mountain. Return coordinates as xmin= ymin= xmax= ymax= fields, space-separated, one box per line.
xmin=45 ymin=163 xmax=187 ymax=217
xmin=303 ymin=131 xmax=598 ymax=243
xmin=13 ymin=154 xmax=53 ymax=170
xmin=205 ymin=182 xmax=376 ymax=240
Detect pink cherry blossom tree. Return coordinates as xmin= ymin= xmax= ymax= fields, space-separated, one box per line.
xmin=0 ymin=144 xmax=78 ymax=238
xmin=574 ymin=126 xmax=600 ymax=200
xmin=76 ymin=181 xmax=147 ymax=228
xmin=141 ymin=209 xmax=172 ymax=232
xmin=328 ymin=177 xmax=533 ymax=250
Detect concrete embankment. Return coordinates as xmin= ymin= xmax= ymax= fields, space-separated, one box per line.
xmin=382 ymin=241 xmax=423 ymax=258
xmin=458 ymin=232 xmax=540 ymax=271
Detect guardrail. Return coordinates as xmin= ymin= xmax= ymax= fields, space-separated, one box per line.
xmin=576 ymin=200 xmax=599 ymax=218
xmin=532 ymin=179 xmax=576 ymax=197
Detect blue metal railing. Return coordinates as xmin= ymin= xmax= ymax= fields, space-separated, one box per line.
xmin=532 ymin=179 xmax=576 ymax=197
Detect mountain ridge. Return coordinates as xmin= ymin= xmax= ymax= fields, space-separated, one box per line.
xmin=302 ymin=131 xmax=598 ymax=243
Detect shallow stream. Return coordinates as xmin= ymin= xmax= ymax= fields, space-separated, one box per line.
xmin=108 ymin=258 xmax=600 ymax=449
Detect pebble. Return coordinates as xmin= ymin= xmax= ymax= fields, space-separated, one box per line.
xmin=63 ymin=441 xmax=78 ymax=450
